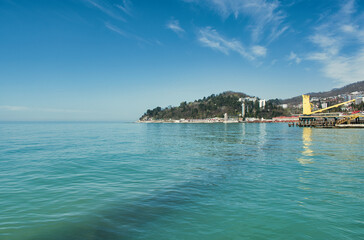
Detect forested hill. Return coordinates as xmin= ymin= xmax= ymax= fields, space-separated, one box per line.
xmin=139 ymin=91 xmax=289 ymax=120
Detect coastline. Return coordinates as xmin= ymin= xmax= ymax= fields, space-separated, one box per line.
xmin=137 ymin=116 xmax=299 ymax=124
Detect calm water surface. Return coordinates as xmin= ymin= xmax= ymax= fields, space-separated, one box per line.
xmin=0 ymin=122 xmax=363 ymax=239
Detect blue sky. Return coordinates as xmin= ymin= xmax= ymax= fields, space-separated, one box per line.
xmin=1 ymin=0 xmax=363 ymax=121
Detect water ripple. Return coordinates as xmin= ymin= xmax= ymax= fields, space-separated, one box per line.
xmin=0 ymin=122 xmax=363 ymax=239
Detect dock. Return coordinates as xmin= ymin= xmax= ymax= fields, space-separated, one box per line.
xmin=292 ymin=114 xmax=364 ymax=128
xmin=289 ymin=95 xmax=364 ymax=128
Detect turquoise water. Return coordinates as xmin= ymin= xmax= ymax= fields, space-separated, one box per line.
xmin=0 ymin=122 xmax=363 ymax=240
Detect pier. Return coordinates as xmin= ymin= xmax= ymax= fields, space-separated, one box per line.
xmin=290 ymin=114 xmax=364 ymax=128
xmin=290 ymin=95 xmax=364 ymax=128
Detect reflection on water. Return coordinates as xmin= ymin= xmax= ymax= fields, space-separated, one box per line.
xmin=258 ymin=123 xmax=267 ymax=150
xmin=297 ymin=128 xmax=314 ymax=165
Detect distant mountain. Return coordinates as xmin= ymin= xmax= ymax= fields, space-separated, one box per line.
xmin=281 ymin=80 xmax=364 ymax=105
xmin=139 ymin=91 xmax=288 ymax=121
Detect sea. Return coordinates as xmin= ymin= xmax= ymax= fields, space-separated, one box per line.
xmin=0 ymin=122 xmax=363 ymax=240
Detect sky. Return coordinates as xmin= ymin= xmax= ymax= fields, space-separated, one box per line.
xmin=1 ymin=0 xmax=364 ymax=121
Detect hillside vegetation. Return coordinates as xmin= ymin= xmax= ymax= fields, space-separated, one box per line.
xmin=139 ymin=91 xmax=289 ymax=120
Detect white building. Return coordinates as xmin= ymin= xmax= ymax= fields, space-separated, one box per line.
xmin=244 ymin=97 xmax=258 ymax=102
xmin=356 ymin=97 xmax=363 ymax=104
xmin=259 ymin=99 xmax=266 ymax=108
xmin=280 ymin=104 xmax=288 ymax=109
xmin=239 ymin=97 xmax=265 ymax=108
xmin=240 ymin=97 xmax=266 ymax=118
xmin=349 ymin=91 xmax=363 ymax=100
xmin=321 ymin=102 xmax=328 ymax=109
xmin=224 ymin=113 xmax=228 ymax=121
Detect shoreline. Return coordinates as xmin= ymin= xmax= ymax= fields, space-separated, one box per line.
xmin=137 ymin=117 xmax=299 ymax=124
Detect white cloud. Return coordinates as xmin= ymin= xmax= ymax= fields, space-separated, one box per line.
xmin=166 ymin=19 xmax=185 ymax=35
xmin=251 ymin=45 xmax=267 ymax=57
xmin=309 ymin=34 xmax=339 ymax=49
xmin=186 ymin=0 xmax=288 ymax=43
xmin=307 ymin=49 xmax=364 ymax=85
xmin=198 ymin=27 xmax=253 ymax=60
xmin=341 ymin=24 xmax=355 ymax=33
xmin=288 ymin=51 xmax=301 ymax=64
xmin=306 ymin=0 xmax=364 ymax=85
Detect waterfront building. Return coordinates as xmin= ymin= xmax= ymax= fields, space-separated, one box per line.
xmin=259 ymin=99 xmax=266 ymax=108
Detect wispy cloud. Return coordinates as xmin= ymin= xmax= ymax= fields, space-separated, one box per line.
xmin=166 ymin=19 xmax=185 ymax=35
xmin=84 ymin=1 xmax=156 ymax=45
xmin=105 ymin=22 xmax=151 ymax=44
xmin=309 ymin=34 xmax=340 ymax=55
xmin=105 ymin=22 xmax=128 ymax=37
xmin=198 ymin=27 xmax=253 ymax=60
xmin=288 ymin=51 xmax=301 ymax=64
xmin=84 ymin=0 xmax=126 ymax=22
xmin=116 ymin=0 xmax=132 ymax=16
xmin=197 ymin=27 xmax=269 ymax=60
xmin=306 ymin=0 xmax=364 ymax=85
xmin=186 ymin=0 xmax=288 ymax=43
xmin=0 ymin=106 xmax=88 ymax=113
xmin=268 ymin=25 xmax=289 ymax=44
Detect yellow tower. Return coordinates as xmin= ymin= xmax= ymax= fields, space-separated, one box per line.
xmin=302 ymin=95 xmax=311 ymax=115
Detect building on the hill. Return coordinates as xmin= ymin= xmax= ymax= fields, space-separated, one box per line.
xmin=280 ymin=104 xmax=288 ymax=109
xmin=259 ymin=99 xmax=266 ymax=108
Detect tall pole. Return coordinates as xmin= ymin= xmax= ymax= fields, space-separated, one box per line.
xmin=242 ymin=102 xmax=245 ymax=119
